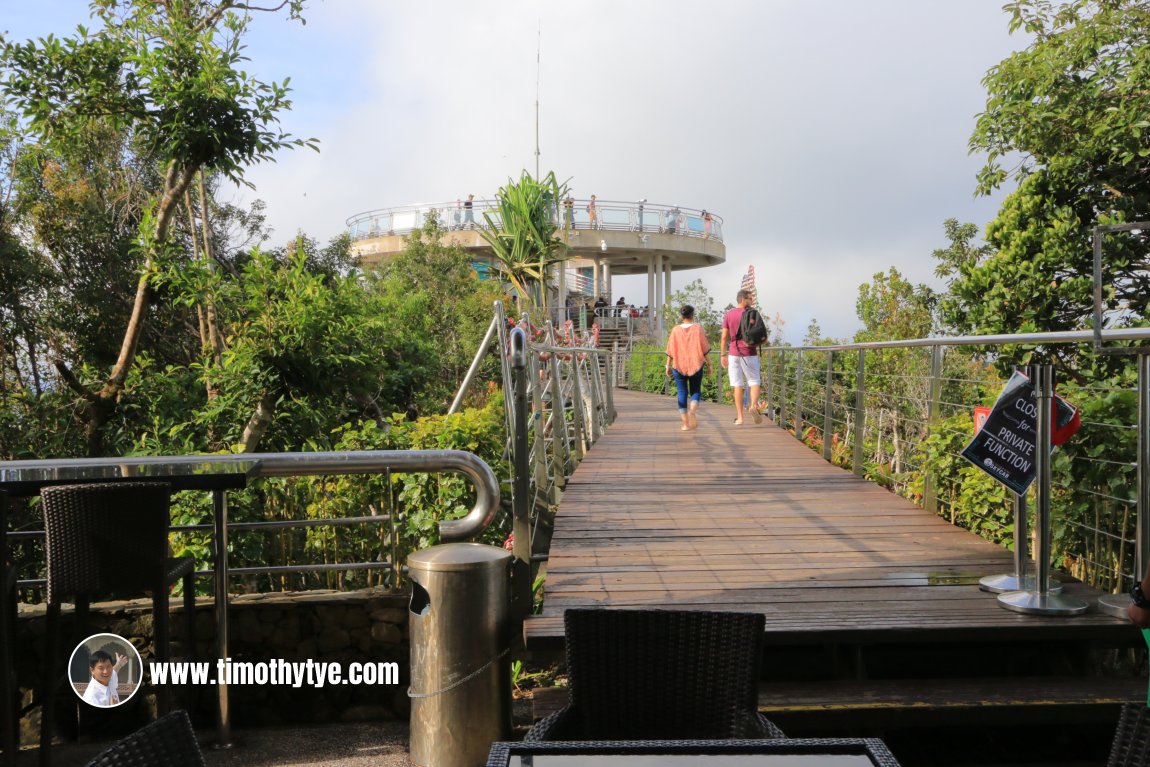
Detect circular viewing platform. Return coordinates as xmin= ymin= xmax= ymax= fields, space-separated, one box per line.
xmin=346 ymin=198 xmax=726 ymax=276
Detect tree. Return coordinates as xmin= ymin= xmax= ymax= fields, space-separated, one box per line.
xmin=480 ymin=171 xmax=569 ymax=311
xmin=854 ymin=267 xmax=936 ymax=343
xmin=374 ymin=217 xmax=503 ymax=415
xmin=662 ymin=279 xmax=722 ymax=338
xmin=0 ymin=0 xmax=315 ymax=454
xmin=956 ymin=0 xmax=1150 ymax=362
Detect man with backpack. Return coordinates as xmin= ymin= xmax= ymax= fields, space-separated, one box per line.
xmin=720 ymin=288 xmax=768 ymax=425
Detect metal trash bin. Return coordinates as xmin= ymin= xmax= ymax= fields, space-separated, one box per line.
xmin=408 ymin=543 xmax=512 ymax=767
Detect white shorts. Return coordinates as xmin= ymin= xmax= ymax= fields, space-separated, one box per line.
xmin=727 ymin=355 xmax=761 ymax=388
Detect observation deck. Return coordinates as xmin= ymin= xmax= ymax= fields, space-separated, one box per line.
xmin=346 ymin=199 xmax=725 ymax=332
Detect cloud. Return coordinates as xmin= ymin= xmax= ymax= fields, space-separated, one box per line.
xmin=8 ymin=1 xmax=1025 ymax=342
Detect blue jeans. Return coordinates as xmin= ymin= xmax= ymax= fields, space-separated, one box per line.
xmin=672 ymin=369 xmax=704 ymax=413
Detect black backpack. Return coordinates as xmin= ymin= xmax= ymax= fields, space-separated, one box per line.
xmin=736 ymin=307 xmax=768 ymax=347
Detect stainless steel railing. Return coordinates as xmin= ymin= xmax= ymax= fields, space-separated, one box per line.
xmin=345 ymin=198 xmax=724 ymax=243
xmin=450 ymin=302 xmax=616 ymax=590
xmin=757 ymin=327 xmax=1150 ymax=611
xmin=2 ymin=450 xmax=501 ymax=596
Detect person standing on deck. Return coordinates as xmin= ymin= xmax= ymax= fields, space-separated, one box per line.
xmin=665 ymin=305 xmax=711 ymax=431
xmin=720 ymin=289 xmax=762 ymax=426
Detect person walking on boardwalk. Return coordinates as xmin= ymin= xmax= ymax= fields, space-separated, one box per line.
xmin=665 ymin=305 xmax=711 ymax=431
xmin=720 ymin=289 xmax=762 ymax=425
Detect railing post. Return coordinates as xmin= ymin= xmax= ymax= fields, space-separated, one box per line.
xmin=547 ymin=351 xmax=572 ymax=479
xmin=508 ymin=328 xmax=532 ymax=619
xmin=604 ymin=350 xmax=617 ymax=424
xmin=714 ymin=350 xmax=723 ymax=403
xmin=766 ymin=348 xmax=775 ymax=419
xmin=528 ymin=349 xmax=548 ymax=494
xmin=999 ymin=364 xmax=1087 ymax=615
xmin=586 ymin=356 xmax=603 ymax=444
xmin=853 ymin=349 xmax=866 ymax=476
xmin=923 ymin=345 xmax=944 ymax=514
xmin=569 ymin=355 xmax=588 ymax=460
xmin=1100 ymin=351 xmax=1150 ymax=616
xmin=778 ymin=350 xmax=788 ymax=429
xmin=792 ymin=350 xmax=804 ymax=439
xmin=822 ymin=351 xmax=835 ymax=461
xmin=449 ymin=312 xmax=500 ymax=415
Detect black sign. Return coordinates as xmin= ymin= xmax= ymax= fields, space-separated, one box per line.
xmin=960 ymin=371 xmax=1077 ymax=495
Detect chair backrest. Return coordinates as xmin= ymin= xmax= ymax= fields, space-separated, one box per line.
xmin=83 ymin=709 xmax=204 ymax=767
xmin=563 ymin=608 xmax=765 ymax=740
xmin=41 ymin=482 xmax=172 ymax=604
xmin=1108 ymin=703 xmax=1150 ymax=767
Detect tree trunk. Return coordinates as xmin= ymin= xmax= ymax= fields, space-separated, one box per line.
xmin=239 ymin=392 xmax=277 ymax=453
xmin=76 ymin=160 xmax=197 ymax=455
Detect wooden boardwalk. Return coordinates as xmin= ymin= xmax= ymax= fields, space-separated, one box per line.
xmin=523 ymin=388 xmax=1143 ymax=763
xmin=525 ymin=389 xmax=1133 ymax=646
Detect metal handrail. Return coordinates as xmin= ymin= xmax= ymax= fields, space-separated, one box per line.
xmin=763 ymin=326 xmax=1150 ymax=353
xmin=0 ymin=450 xmax=500 ymax=542
xmin=759 ymin=329 xmax=1150 ymax=618
xmin=345 ymin=198 xmax=724 ymax=243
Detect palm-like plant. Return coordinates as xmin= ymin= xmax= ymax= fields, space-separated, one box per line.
xmin=480 ymin=171 xmax=570 ymax=312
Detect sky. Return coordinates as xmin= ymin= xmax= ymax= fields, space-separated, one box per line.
xmin=2 ymin=1 xmax=1026 ymax=342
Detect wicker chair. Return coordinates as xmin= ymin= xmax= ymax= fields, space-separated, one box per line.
xmin=1108 ymin=703 xmax=1150 ymax=767
xmin=83 ymin=710 xmax=204 ymax=767
xmin=524 ymin=608 xmax=786 ymax=741
xmin=38 ymin=482 xmax=196 ymax=766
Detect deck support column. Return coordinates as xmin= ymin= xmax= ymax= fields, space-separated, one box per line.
xmin=646 ymin=256 xmax=656 ymax=336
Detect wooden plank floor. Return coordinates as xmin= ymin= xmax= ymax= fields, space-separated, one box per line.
xmin=524 ymin=389 xmax=1133 ymax=647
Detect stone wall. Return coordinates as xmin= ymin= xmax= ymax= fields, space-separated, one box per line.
xmin=16 ymin=587 xmax=410 ymax=745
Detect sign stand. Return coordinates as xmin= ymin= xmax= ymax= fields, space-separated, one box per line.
xmin=999 ymin=365 xmax=1088 ymax=615
xmin=979 ymin=492 xmax=1062 ymax=594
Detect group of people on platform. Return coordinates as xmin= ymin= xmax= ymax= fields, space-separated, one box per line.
xmin=664 ymin=289 xmax=762 ymax=431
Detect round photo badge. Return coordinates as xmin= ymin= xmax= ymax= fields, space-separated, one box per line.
xmin=69 ymin=633 xmax=143 ymax=708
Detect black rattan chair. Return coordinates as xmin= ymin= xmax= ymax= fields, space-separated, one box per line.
xmin=83 ymin=710 xmax=204 ymax=767
xmin=38 ymin=482 xmax=196 ymax=766
xmin=524 ymin=608 xmax=786 ymax=741
xmin=1108 ymin=703 xmax=1150 ymax=767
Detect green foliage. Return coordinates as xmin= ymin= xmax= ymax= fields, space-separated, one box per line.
xmin=0 ymin=0 xmax=315 ymax=453
xmin=912 ymin=412 xmax=1015 ymax=544
xmin=374 ymin=218 xmax=504 ymax=415
xmin=480 ymin=171 xmax=569 ymax=310
xmin=626 ymin=346 xmax=725 ymax=404
xmin=1 ymin=0 xmax=314 ymax=184
xmin=662 ymin=279 xmax=723 ymax=338
xmin=973 ymin=0 xmax=1150 ymax=199
xmin=160 ymin=394 xmax=510 ymax=595
xmin=957 ymin=0 xmax=1150 ymax=371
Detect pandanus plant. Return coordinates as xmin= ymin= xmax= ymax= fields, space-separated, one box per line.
xmin=480 ymin=170 xmax=570 ymax=314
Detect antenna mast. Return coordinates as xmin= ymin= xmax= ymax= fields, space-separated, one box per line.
xmin=535 ymin=19 xmax=541 ymax=179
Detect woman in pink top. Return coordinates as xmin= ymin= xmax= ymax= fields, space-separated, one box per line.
xmin=665 ymin=305 xmax=712 ymax=430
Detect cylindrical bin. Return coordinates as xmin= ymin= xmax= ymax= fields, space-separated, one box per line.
xmin=408 ymin=543 xmax=512 ymax=767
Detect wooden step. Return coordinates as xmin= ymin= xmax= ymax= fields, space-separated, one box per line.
xmin=759 ymin=675 xmax=1143 ymax=714
xmin=529 ymin=675 xmax=1144 ymax=726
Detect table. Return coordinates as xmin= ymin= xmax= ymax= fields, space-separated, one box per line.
xmin=486 ymin=739 xmax=903 ymax=767
xmin=0 ymin=460 xmax=260 ymax=756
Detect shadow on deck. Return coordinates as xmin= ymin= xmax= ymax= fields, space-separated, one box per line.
xmin=524 ymin=389 xmax=1145 ymax=766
